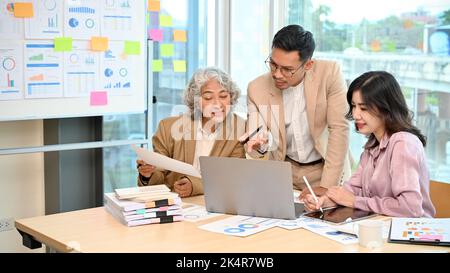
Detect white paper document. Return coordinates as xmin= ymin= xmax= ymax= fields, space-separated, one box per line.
xmin=0 ymin=41 xmax=23 ymax=100
xmin=300 ymin=217 xmax=359 ymax=245
xmin=101 ymin=41 xmax=138 ymax=95
xmin=132 ymin=145 xmax=201 ymax=178
xmin=181 ymin=203 xmax=221 ymax=222
xmin=199 ymin=215 xmax=281 ymax=237
xmin=25 ymin=0 xmax=63 ymax=39
xmin=64 ymin=41 xmax=99 ymax=97
xmin=276 ymin=217 xmax=310 ymax=230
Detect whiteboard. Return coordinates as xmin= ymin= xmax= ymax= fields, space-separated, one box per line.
xmin=0 ymin=0 xmax=147 ymax=121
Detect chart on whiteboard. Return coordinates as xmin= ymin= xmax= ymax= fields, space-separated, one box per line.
xmin=0 ymin=41 xmax=23 ymax=100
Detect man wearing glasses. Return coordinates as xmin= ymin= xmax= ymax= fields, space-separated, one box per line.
xmin=244 ymin=25 xmax=351 ymax=198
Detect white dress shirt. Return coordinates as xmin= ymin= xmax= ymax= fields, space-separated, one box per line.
xmin=282 ymin=81 xmax=322 ymax=163
xmin=192 ymin=121 xmax=217 ymax=172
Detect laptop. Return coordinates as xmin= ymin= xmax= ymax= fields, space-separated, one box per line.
xmin=199 ymin=156 xmax=305 ymax=220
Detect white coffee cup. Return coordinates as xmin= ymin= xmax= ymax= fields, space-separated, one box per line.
xmin=357 ymin=220 xmax=383 ymax=249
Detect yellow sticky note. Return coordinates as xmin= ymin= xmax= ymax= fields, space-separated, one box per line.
xmin=54 ymin=37 xmax=73 ymax=52
xmin=173 ymin=60 xmax=186 ymax=72
xmin=124 ymin=41 xmax=141 ymax=55
xmin=90 ymin=37 xmax=109 ymax=51
xmin=13 ymin=2 xmax=34 ymax=18
xmin=148 ymin=0 xmax=160 ymax=12
xmin=160 ymin=44 xmax=174 ymax=57
xmin=159 ymin=15 xmax=172 ymax=27
xmin=152 ymin=60 xmax=163 ymax=72
xmin=173 ymin=30 xmax=187 ymax=42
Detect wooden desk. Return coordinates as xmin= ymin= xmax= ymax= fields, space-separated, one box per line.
xmin=15 ymin=195 xmax=449 ymax=253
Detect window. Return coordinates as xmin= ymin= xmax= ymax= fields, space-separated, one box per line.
xmin=150 ymin=0 xmax=209 ymax=131
xmin=103 ymin=0 xmax=209 ymax=193
xmin=286 ymin=0 xmax=450 ymax=183
xmin=230 ymin=0 xmax=272 ymax=117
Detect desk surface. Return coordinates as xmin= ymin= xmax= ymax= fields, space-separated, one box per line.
xmin=15 ymin=195 xmax=449 ymax=253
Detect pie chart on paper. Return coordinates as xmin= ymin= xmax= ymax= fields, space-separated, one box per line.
xmin=104 ymin=68 xmax=113 ymax=77
xmin=69 ymin=18 xmax=79 ymax=28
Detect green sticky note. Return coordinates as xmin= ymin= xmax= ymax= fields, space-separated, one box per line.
xmin=173 ymin=60 xmax=186 ymax=72
xmin=124 ymin=41 xmax=141 ymax=55
xmin=54 ymin=37 xmax=72 ymax=52
xmin=159 ymin=15 xmax=172 ymax=27
xmin=160 ymin=44 xmax=174 ymax=57
xmin=146 ymin=13 xmax=150 ymax=25
xmin=152 ymin=59 xmax=163 ymax=72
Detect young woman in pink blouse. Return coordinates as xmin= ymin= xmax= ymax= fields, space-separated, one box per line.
xmin=303 ymin=71 xmax=436 ymax=217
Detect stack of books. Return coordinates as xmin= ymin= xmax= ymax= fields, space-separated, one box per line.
xmin=104 ymin=185 xmax=183 ymax=227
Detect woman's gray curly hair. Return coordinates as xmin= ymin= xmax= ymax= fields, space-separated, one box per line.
xmin=183 ymin=67 xmax=240 ymax=117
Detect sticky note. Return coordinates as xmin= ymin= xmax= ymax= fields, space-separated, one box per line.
xmin=159 ymin=15 xmax=172 ymax=27
xmin=54 ymin=37 xmax=73 ymax=52
xmin=149 ymin=29 xmax=163 ymax=42
xmin=173 ymin=30 xmax=187 ymax=42
xmin=173 ymin=60 xmax=186 ymax=72
xmin=13 ymin=2 xmax=33 ymax=18
xmin=124 ymin=41 xmax=141 ymax=55
xmin=90 ymin=91 xmax=108 ymax=106
xmin=152 ymin=60 xmax=163 ymax=72
xmin=146 ymin=13 xmax=150 ymax=25
xmin=148 ymin=0 xmax=160 ymax=12
xmin=90 ymin=37 xmax=108 ymax=51
xmin=149 ymin=12 xmax=159 ymax=26
xmin=160 ymin=44 xmax=174 ymax=57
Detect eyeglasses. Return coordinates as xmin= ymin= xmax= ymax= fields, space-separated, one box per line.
xmin=265 ymin=57 xmax=304 ymax=78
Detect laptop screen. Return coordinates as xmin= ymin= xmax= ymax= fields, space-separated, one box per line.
xmin=199 ymin=156 xmax=299 ymax=220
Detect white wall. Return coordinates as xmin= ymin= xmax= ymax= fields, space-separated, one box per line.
xmin=0 ymin=120 xmax=45 ymax=253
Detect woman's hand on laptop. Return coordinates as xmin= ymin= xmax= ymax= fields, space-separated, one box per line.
xmin=136 ymin=159 xmax=155 ymax=178
xmin=174 ymin=177 xmax=193 ymax=198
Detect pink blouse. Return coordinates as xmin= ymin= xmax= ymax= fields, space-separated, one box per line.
xmin=344 ymin=132 xmax=436 ymax=217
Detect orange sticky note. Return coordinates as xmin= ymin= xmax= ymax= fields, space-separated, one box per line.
xmin=13 ymin=2 xmax=34 ymax=18
xmin=91 ymin=37 xmax=109 ymax=51
xmin=148 ymin=0 xmax=160 ymax=12
xmin=173 ymin=30 xmax=187 ymax=42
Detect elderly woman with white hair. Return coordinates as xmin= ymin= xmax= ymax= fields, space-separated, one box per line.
xmin=137 ymin=67 xmax=246 ymax=197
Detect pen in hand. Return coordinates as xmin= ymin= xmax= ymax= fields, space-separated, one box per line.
xmin=302 ymin=176 xmax=324 ymax=214
xmin=239 ymin=125 xmax=263 ymax=145
xmin=239 ymin=125 xmax=268 ymax=154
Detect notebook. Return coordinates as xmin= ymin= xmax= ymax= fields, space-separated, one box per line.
xmin=388 ymin=217 xmax=450 ymax=246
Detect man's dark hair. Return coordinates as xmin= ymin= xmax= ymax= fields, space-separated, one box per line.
xmin=272 ymin=24 xmax=315 ymax=62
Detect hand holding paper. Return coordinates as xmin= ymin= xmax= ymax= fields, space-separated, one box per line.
xmin=132 ymin=145 xmax=201 ymax=178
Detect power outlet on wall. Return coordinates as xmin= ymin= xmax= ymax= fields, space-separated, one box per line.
xmin=0 ymin=218 xmax=14 ymax=232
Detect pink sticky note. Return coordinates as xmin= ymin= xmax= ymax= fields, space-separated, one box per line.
xmin=149 ymin=29 xmax=163 ymax=42
xmin=90 ymin=91 xmax=108 ymax=106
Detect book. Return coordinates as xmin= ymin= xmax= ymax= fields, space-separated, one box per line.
xmin=122 ymin=204 xmax=182 ymax=216
xmin=115 ymin=184 xmax=170 ymax=200
xmin=104 ymin=192 xmax=182 ymax=212
xmin=123 ymin=209 xmax=183 ymax=221
xmin=388 ymin=218 xmax=450 ymax=246
xmin=127 ymin=191 xmax=179 ymax=202
xmin=105 ymin=205 xmax=184 ymax=227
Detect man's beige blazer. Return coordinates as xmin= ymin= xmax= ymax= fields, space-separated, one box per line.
xmin=247 ymin=59 xmax=352 ymax=188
